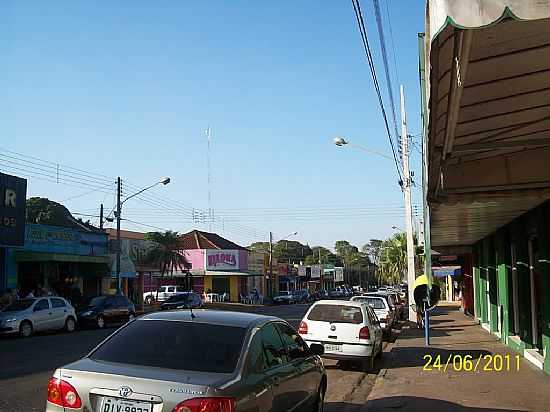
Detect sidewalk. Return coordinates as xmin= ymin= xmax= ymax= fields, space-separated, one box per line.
xmin=367 ymin=303 xmax=550 ymax=412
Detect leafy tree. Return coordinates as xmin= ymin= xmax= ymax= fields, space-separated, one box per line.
xmin=305 ymin=246 xmax=342 ymax=266
xmin=362 ymin=239 xmax=383 ymax=266
xmin=247 ymin=242 xmax=270 ymax=253
xmin=144 ymin=231 xmax=191 ymax=298
xmin=335 ymin=240 xmax=360 ymax=259
xmin=273 ymin=240 xmax=312 ymax=265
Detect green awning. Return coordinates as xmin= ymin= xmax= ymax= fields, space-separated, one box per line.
xmin=14 ymin=251 xmax=109 ymax=264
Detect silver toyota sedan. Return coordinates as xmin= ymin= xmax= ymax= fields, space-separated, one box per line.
xmin=45 ymin=310 xmax=327 ymax=412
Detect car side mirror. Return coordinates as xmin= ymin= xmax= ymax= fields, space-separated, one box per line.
xmin=309 ymin=343 xmax=324 ymax=356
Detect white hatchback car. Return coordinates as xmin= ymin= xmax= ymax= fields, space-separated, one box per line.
xmin=350 ymin=295 xmax=395 ymax=337
xmin=298 ymin=300 xmax=383 ymax=371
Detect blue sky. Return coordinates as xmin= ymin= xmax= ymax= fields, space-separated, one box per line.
xmin=1 ymin=1 xmax=425 ymax=249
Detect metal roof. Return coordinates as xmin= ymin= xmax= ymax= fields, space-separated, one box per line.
xmin=424 ymin=1 xmax=550 ymax=248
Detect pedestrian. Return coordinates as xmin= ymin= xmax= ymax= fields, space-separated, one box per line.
xmin=25 ymin=290 xmax=35 ymax=298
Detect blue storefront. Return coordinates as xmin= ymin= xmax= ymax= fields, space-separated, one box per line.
xmin=3 ymin=224 xmax=109 ymax=299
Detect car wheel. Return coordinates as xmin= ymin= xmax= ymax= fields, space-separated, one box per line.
xmin=128 ymin=312 xmax=135 ymax=322
xmin=19 ymin=320 xmax=33 ymax=338
xmin=65 ymin=317 xmax=76 ymax=333
xmin=312 ymin=381 xmax=325 ymax=412
xmin=97 ymin=315 xmax=105 ymax=329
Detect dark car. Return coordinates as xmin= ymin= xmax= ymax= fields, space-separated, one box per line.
xmin=160 ymin=292 xmax=203 ymax=311
xmin=292 ymin=289 xmax=310 ymax=303
xmin=312 ymin=289 xmax=329 ymax=301
xmin=77 ymin=295 xmax=135 ymax=329
xmin=46 ymin=310 xmax=327 ymax=412
xmin=328 ymin=288 xmax=344 ymax=299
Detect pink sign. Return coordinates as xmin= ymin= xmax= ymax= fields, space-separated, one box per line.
xmin=206 ymin=250 xmax=239 ymax=270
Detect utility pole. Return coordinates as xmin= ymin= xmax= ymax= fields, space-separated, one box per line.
xmin=269 ymin=231 xmax=274 ymax=299
xmin=116 ymin=177 xmax=122 ymax=294
xmin=400 ymin=85 xmax=416 ymax=322
xmin=99 ymin=203 xmax=104 ymax=230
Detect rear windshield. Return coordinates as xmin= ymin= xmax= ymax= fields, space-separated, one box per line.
xmin=90 ymin=320 xmax=246 ymax=373
xmin=354 ymin=297 xmax=386 ymax=310
xmin=307 ymin=304 xmax=363 ymax=324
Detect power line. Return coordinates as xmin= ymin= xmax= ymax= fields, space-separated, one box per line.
xmin=61 ymin=182 xmax=116 ymax=202
xmin=372 ymin=0 xmax=400 ymax=156
xmin=384 ymin=0 xmax=401 ymax=99
xmin=350 ymin=0 xmax=403 ymax=182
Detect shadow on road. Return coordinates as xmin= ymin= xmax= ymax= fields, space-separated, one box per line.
xmin=343 ymin=396 xmax=527 ymax=411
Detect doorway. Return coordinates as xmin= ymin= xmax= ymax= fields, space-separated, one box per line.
xmin=528 ymin=237 xmax=543 ymax=351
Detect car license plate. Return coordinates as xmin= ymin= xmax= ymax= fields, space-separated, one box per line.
xmin=324 ymin=344 xmax=342 ymax=352
xmin=100 ymin=397 xmax=152 ymax=412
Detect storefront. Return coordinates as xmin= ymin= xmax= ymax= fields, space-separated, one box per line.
xmin=5 ymin=223 xmax=108 ymax=302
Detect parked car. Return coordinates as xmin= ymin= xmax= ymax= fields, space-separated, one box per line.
xmin=350 ymin=295 xmax=396 ymax=337
xmin=0 ymin=297 xmax=77 ymax=338
xmin=272 ymin=291 xmax=295 ymax=304
xmin=298 ymin=300 xmax=383 ymax=371
xmin=160 ymin=292 xmax=203 ymax=311
xmin=143 ymin=285 xmax=189 ymax=304
xmin=365 ymin=292 xmax=403 ymax=321
xmin=312 ymin=289 xmax=329 ymax=301
xmin=292 ymin=289 xmax=310 ymax=303
xmin=77 ymin=295 xmax=135 ymax=328
xmin=328 ymin=288 xmax=344 ymax=299
xmin=45 ymin=310 xmax=327 ymax=412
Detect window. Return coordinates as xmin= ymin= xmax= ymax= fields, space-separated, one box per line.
xmin=366 ymin=306 xmax=378 ymax=324
xmin=34 ymin=299 xmax=49 ymax=311
xmin=2 ymin=299 xmax=34 ymax=312
xmin=307 ymin=304 xmax=363 ymax=324
xmin=260 ymin=323 xmax=287 ymax=368
xmin=115 ymin=296 xmax=130 ymax=307
xmin=167 ymin=287 xmax=176 ymax=293
xmin=244 ymin=331 xmax=267 ymax=375
xmin=363 ymin=298 xmax=386 ymax=310
xmin=276 ymin=323 xmax=308 ymax=358
xmin=51 ymin=298 xmax=66 ymax=308
xmin=90 ymin=320 xmax=246 ymax=373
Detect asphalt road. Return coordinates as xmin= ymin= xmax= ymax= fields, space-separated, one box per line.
xmin=0 ymin=304 xmax=381 ymax=412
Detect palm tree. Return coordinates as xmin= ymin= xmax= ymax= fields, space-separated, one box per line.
xmin=378 ymin=232 xmax=408 ymax=285
xmin=378 ymin=232 xmax=423 ymax=285
xmin=144 ymin=231 xmax=191 ymax=299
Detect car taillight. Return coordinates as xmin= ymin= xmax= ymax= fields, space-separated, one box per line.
xmin=172 ymin=397 xmax=236 ymax=412
xmin=47 ymin=377 xmax=82 ymax=409
xmin=359 ymin=326 xmax=370 ymax=340
xmin=298 ymin=321 xmax=308 ymax=334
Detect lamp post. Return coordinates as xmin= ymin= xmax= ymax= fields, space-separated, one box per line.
xmin=115 ymin=177 xmax=171 ymax=293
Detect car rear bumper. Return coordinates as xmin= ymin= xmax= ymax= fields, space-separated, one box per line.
xmin=304 ymin=339 xmax=375 ymax=358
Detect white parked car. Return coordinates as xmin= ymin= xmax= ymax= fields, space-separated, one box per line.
xmin=143 ymin=285 xmax=189 ymax=304
xmin=298 ymin=300 xmax=383 ymax=371
xmin=350 ymin=295 xmax=396 ymax=337
xmin=0 ymin=297 xmax=77 ymax=337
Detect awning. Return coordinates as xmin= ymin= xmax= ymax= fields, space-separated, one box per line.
xmin=205 ymin=270 xmax=261 ymax=277
xmin=14 ymin=251 xmax=108 ymax=264
xmin=432 ymin=266 xmax=462 ymax=278
xmin=423 ymin=1 xmax=550 ymax=248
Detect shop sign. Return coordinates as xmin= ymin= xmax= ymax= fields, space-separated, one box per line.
xmin=0 ymin=172 xmax=27 ymax=247
xmin=311 ymin=265 xmax=322 ymax=279
xmin=335 ymin=267 xmax=344 ymax=282
xmin=206 ymin=249 xmax=240 ymax=270
xmin=25 ymin=224 xmax=108 ymax=256
xmin=298 ymin=265 xmax=307 ymax=277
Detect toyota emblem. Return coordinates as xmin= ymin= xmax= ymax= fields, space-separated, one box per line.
xmin=119 ymin=386 xmax=133 ymax=398
xmin=330 ymin=324 xmax=336 ymax=331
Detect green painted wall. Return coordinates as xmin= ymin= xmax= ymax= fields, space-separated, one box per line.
xmin=495 ymin=229 xmax=510 ymax=343
xmin=512 ymin=221 xmax=533 ymax=347
xmin=535 ymin=204 xmax=550 ymax=373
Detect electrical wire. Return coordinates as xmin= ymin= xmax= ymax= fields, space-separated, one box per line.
xmin=61 ymin=182 xmax=116 ymax=202
xmin=372 ymin=0 xmax=400 ymax=154
xmin=350 ymin=0 xmax=403 ymax=182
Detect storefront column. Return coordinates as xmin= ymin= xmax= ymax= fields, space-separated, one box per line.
xmin=473 ymin=246 xmax=481 ymax=320
xmin=536 ymin=204 xmax=550 ymax=373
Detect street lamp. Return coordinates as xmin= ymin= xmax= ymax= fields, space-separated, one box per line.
xmin=115 ymin=176 xmax=171 ymax=293
xmin=333 ymin=137 xmax=394 ymax=161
